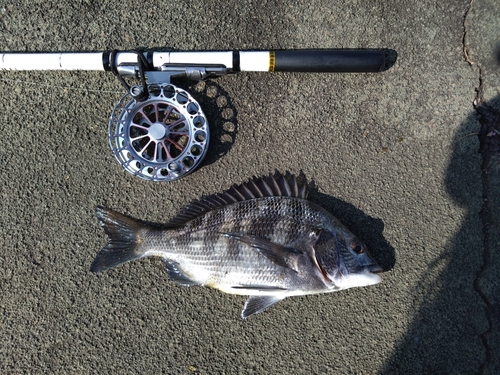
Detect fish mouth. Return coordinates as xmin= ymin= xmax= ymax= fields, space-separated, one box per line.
xmin=368 ymin=264 xmax=383 ymax=274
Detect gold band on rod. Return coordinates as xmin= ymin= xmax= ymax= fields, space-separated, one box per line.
xmin=269 ymin=51 xmax=276 ymax=72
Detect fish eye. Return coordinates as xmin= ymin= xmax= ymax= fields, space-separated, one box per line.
xmin=350 ymin=241 xmax=364 ymax=254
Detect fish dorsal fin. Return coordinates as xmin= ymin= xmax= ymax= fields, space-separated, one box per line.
xmin=165 ymin=171 xmax=309 ymax=228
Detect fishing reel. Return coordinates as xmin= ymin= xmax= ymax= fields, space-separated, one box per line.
xmin=109 ymin=83 xmax=209 ymax=182
xmin=108 ymin=53 xmax=228 ymax=181
xmin=0 ymin=48 xmax=390 ymax=181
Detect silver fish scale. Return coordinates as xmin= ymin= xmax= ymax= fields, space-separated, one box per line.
xmin=142 ymin=196 xmax=330 ymax=294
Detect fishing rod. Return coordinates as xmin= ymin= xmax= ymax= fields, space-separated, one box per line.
xmin=0 ymin=49 xmax=387 ymax=181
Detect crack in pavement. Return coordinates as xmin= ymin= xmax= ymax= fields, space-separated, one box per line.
xmin=462 ymin=0 xmax=476 ymax=67
xmin=462 ymin=0 xmax=497 ymax=372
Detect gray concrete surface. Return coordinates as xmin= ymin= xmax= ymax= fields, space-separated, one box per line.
xmin=0 ymin=0 xmax=498 ymax=373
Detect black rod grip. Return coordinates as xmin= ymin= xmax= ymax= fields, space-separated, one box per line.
xmin=273 ymin=50 xmax=385 ymax=73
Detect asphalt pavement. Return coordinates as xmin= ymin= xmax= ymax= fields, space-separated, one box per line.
xmin=0 ymin=0 xmax=499 ymax=373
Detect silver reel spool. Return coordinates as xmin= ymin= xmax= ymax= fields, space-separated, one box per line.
xmin=108 ymin=83 xmax=209 ymax=182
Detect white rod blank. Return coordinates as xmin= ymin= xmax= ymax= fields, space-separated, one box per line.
xmin=0 ymin=51 xmax=272 ymax=72
xmin=0 ymin=52 xmax=105 ymax=71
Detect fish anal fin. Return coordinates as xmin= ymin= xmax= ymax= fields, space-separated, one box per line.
xmin=164 ymin=261 xmax=200 ymax=287
xmin=223 ymin=233 xmax=302 ymax=272
xmin=242 ymin=295 xmax=285 ymax=319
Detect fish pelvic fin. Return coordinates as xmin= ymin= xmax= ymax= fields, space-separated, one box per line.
xmin=91 ymin=207 xmax=146 ymax=273
xmin=242 ymin=295 xmax=286 ymax=319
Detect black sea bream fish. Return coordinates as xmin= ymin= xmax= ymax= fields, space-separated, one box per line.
xmin=91 ymin=172 xmax=382 ymax=318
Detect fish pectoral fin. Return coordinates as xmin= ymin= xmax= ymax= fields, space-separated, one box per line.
xmin=242 ymin=295 xmax=285 ymax=319
xmin=164 ymin=261 xmax=200 ymax=287
xmin=223 ymin=233 xmax=302 ymax=272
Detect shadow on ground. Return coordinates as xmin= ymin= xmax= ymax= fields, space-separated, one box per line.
xmin=183 ymin=79 xmax=239 ymax=168
xmin=379 ymin=95 xmax=500 ymax=373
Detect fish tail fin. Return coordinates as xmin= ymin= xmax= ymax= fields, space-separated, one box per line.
xmin=91 ymin=206 xmax=147 ymax=273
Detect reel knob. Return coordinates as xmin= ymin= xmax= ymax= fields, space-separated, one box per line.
xmin=108 ymin=83 xmax=209 ymax=181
